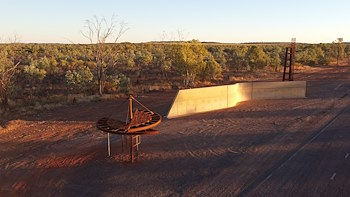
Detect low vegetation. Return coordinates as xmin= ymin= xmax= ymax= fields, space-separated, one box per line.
xmin=0 ymin=40 xmax=349 ymax=111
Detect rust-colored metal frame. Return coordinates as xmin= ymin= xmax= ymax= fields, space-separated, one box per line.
xmin=96 ymin=95 xmax=161 ymax=163
xmin=283 ymin=38 xmax=296 ymax=81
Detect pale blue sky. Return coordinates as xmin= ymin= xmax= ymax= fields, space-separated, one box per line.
xmin=1 ymin=0 xmax=349 ymax=43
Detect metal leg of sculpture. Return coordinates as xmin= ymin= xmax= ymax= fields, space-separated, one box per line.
xmin=136 ymin=135 xmax=141 ymax=151
xmin=107 ymin=133 xmax=111 ymax=157
xmin=121 ymin=135 xmax=124 ymax=152
xmin=130 ymin=136 xmax=134 ymax=163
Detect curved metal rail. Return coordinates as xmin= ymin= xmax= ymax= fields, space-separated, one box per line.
xmin=96 ymin=109 xmax=161 ymax=135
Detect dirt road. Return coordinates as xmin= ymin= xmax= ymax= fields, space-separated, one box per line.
xmin=0 ymin=64 xmax=349 ymax=196
xmin=247 ymin=105 xmax=350 ymax=196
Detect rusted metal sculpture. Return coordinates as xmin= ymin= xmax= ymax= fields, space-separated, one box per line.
xmin=96 ymin=95 xmax=161 ymax=162
xmin=283 ymin=38 xmax=296 ymax=81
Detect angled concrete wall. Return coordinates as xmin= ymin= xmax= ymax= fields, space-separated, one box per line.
xmin=167 ymin=85 xmax=229 ymax=117
xmin=167 ymin=81 xmax=306 ymax=119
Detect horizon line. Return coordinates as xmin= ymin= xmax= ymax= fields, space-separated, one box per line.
xmin=0 ymin=40 xmax=348 ymax=45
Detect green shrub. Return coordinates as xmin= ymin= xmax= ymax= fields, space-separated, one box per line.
xmin=65 ymin=66 xmax=94 ymax=94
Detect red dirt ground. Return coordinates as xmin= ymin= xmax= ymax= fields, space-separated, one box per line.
xmin=1 ymin=63 xmax=350 ymax=196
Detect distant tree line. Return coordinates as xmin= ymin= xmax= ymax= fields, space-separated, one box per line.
xmin=0 ymin=40 xmax=349 ymax=109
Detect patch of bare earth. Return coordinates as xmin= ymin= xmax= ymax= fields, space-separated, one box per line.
xmin=0 ymin=63 xmax=350 ymax=196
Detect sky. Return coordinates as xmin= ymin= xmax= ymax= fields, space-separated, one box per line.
xmin=0 ymin=0 xmax=349 ymax=43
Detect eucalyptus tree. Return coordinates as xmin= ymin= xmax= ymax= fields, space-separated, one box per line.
xmin=169 ymin=40 xmax=222 ymax=87
xmin=81 ymin=15 xmax=128 ymax=95
xmin=246 ymin=46 xmax=266 ymax=70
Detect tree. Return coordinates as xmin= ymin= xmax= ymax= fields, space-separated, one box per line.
xmin=262 ymin=46 xmax=282 ymax=71
xmin=0 ymin=36 xmax=21 ymax=109
xmin=169 ymin=40 xmax=221 ymax=86
xmin=318 ymin=43 xmax=337 ymax=64
xmin=153 ymin=46 xmax=172 ymax=77
xmin=208 ymin=46 xmax=227 ymax=70
xmin=198 ymin=58 xmax=222 ymax=81
xmin=335 ymin=38 xmax=344 ymax=65
xmin=65 ymin=66 xmax=94 ymax=94
xmin=345 ymin=45 xmax=350 ymax=58
xmin=0 ymin=48 xmax=20 ymax=109
xmin=81 ymin=15 xmax=128 ymax=95
xmin=170 ymin=41 xmax=204 ymax=87
xmin=297 ymin=45 xmax=318 ymax=66
xmin=134 ymin=48 xmax=152 ymax=78
xmin=224 ymin=45 xmax=248 ymax=71
xmin=246 ymin=46 xmax=267 ymax=70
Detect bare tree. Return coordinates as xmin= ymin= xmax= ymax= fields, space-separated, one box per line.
xmin=0 ymin=33 xmax=20 ymax=44
xmin=81 ymin=15 xmax=128 ymax=95
xmin=159 ymin=29 xmax=189 ymax=42
xmin=0 ymin=62 xmax=20 ymax=108
xmin=176 ymin=28 xmax=189 ymax=42
xmin=0 ymin=35 xmax=21 ymax=109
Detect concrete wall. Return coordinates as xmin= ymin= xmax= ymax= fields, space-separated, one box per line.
xmin=167 ymin=81 xmax=306 ymax=119
xmin=251 ymin=81 xmax=306 ymax=99
xmin=167 ymin=85 xmax=229 ymax=117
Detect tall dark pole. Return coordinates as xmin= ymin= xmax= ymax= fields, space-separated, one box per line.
xmin=290 ymin=38 xmax=296 ymax=81
xmin=283 ymin=48 xmax=288 ymax=81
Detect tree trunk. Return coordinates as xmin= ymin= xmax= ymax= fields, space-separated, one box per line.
xmin=337 ymin=47 xmax=340 ymax=66
xmin=97 ymin=62 xmax=104 ymax=96
xmin=184 ymin=69 xmax=189 ymax=87
xmin=98 ymin=79 xmax=103 ymax=96
xmin=0 ymin=87 xmax=9 ymax=110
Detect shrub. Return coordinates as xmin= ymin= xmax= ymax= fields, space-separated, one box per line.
xmin=118 ymin=74 xmax=131 ymax=94
xmin=198 ymin=58 xmax=222 ymax=81
xmin=65 ymin=66 xmax=94 ymax=94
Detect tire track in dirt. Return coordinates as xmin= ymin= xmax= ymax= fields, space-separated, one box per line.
xmin=0 ymin=124 xmax=96 ymax=169
xmin=184 ymin=118 xmax=236 ymax=160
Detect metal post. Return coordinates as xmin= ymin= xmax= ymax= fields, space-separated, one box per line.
xmin=129 ymin=95 xmax=133 ymax=120
xmin=289 ymin=48 xmax=293 ymax=81
xmin=291 ymin=39 xmax=296 ymax=81
xmin=121 ymin=135 xmax=124 ymax=152
xmin=283 ymin=48 xmax=288 ymax=81
xmin=136 ymin=135 xmax=141 ymax=151
xmin=130 ymin=136 xmax=134 ymax=163
xmin=107 ymin=133 xmax=111 ymax=157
